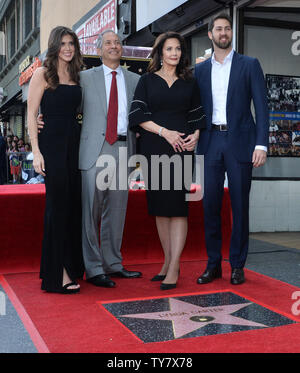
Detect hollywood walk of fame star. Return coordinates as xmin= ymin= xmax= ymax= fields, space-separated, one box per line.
xmin=122 ymin=62 xmax=130 ymax=70
xmin=120 ymin=298 xmax=267 ymax=339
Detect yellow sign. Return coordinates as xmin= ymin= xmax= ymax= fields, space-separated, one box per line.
xmin=19 ymin=56 xmax=33 ymax=74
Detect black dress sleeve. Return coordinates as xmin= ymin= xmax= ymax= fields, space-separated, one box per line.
xmin=129 ymin=74 xmax=152 ymax=133
xmin=187 ymin=79 xmax=206 ymax=132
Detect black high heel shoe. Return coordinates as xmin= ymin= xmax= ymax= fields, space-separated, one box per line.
xmin=150 ymin=274 xmax=166 ymax=282
xmin=160 ymin=270 xmax=180 ymax=290
xmin=160 ymin=282 xmax=176 ymax=290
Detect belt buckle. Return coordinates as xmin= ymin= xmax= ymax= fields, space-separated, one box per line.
xmin=220 ymin=124 xmax=227 ymax=131
xmin=117 ymin=135 xmax=127 ymax=141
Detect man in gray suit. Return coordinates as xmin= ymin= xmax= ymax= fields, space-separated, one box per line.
xmin=80 ymin=30 xmax=142 ymax=288
xmin=37 ymin=30 xmax=141 ymax=287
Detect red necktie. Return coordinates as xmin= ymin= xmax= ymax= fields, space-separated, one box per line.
xmin=106 ymin=71 xmax=118 ymax=145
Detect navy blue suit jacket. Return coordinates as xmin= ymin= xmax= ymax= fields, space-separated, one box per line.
xmin=195 ymin=51 xmax=269 ymax=162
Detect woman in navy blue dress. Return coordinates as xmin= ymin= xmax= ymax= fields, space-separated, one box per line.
xmin=129 ymin=32 xmax=206 ymax=290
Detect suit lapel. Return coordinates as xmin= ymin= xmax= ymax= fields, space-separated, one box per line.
xmin=93 ymin=65 xmax=131 ymax=116
xmin=207 ymin=60 xmax=213 ymax=119
xmin=227 ymin=52 xmax=243 ymax=107
xmin=92 ymin=65 xmax=107 ymax=115
xmin=202 ymin=59 xmax=213 ymax=125
xmin=122 ymin=67 xmax=131 ymax=115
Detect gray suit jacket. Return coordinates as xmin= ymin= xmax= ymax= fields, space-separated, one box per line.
xmin=79 ymin=65 xmax=140 ymax=171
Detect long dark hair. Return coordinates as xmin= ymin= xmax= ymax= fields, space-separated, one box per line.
xmin=43 ymin=26 xmax=83 ymax=90
xmin=148 ymin=31 xmax=192 ymax=80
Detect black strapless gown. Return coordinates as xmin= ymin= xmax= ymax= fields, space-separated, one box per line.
xmin=38 ymin=85 xmax=84 ymax=292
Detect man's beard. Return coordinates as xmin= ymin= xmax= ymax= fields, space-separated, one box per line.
xmin=212 ymin=36 xmax=232 ymax=50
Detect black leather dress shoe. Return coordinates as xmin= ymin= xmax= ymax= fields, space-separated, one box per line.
xmin=231 ymin=268 xmax=245 ymax=285
xmin=197 ymin=267 xmax=222 ymax=284
xmin=87 ymin=274 xmax=116 ymax=288
xmin=110 ymin=269 xmax=142 ymax=278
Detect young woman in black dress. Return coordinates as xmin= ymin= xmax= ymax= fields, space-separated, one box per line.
xmin=129 ymin=32 xmax=206 ymax=290
xmin=27 ymin=26 xmax=84 ymax=294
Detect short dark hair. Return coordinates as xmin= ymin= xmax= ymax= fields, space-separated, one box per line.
xmin=208 ymin=13 xmax=233 ymax=32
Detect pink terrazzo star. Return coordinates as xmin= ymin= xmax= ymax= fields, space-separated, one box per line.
xmin=121 ymin=298 xmax=267 ymax=338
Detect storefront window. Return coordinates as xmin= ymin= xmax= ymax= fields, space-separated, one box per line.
xmin=17 ymin=0 xmax=21 ymax=50
xmin=24 ymin=0 xmax=33 ymax=38
xmin=244 ymin=25 xmax=299 ymax=77
xmin=0 ymin=0 xmax=38 ymax=64
xmin=244 ymin=24 xmax=300 ymax=160
xmin=240 ymin=6 xmax=300 ymax=178
xmin=0 ymin=27 xmax=6 ymax=71
xmin=34 ymin=0 xmax=40 ymax=28
xmin=7 ymin=11 xmax=16 ymax=59
xmin=190 ymin=29 xmax=211 ymax=66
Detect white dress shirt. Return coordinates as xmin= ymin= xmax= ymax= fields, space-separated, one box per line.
xmin=103 ymin=63 xmax=128 ymax=136
xmin=211 ymin=48 xmax=234 ymax=126
xmin=211 ymin=49 xmax=267 ymax=152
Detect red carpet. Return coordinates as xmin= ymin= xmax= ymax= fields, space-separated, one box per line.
xmin=2 ymin=185 xmax=298 ymax=354
xmin=0 ymin=184 xmax=232 ymax=274
xmin=3 ymin=261 xmax=300 ymax=353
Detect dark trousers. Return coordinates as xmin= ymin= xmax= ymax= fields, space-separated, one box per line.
xmin=203 ymin=131 xmax=253 ymax=269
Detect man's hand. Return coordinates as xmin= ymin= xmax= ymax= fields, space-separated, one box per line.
xmin=252 ymin=149 xmax=267 ymax=168
xmin=37 ymin=113 xmax=45 ymax=133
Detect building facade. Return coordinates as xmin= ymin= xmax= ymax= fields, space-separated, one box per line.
xmin=0 ymin=0 xmax=40 ymax=141
xmin=0 ymin=0 xmax=145 ymax=140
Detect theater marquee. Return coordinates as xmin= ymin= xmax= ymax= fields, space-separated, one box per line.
xmin=76 ymin=0 xmax=117 ymax=56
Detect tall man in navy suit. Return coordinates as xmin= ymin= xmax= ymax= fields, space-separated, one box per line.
xmin=194 ymin=13 xmax=269 ymax=285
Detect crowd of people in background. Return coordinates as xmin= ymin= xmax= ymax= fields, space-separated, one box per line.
xmin=0 ymin=132 xmax=32 ymax=184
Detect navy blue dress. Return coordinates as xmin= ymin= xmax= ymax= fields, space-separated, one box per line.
xmin=129 ymin=73 xmax=206 ymax=217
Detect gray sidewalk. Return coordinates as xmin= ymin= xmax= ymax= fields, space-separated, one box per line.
xmin=246 ymin=238 xmax=300 ymax=288
xmin=0 ymin=284 xmax=37 ymax=353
